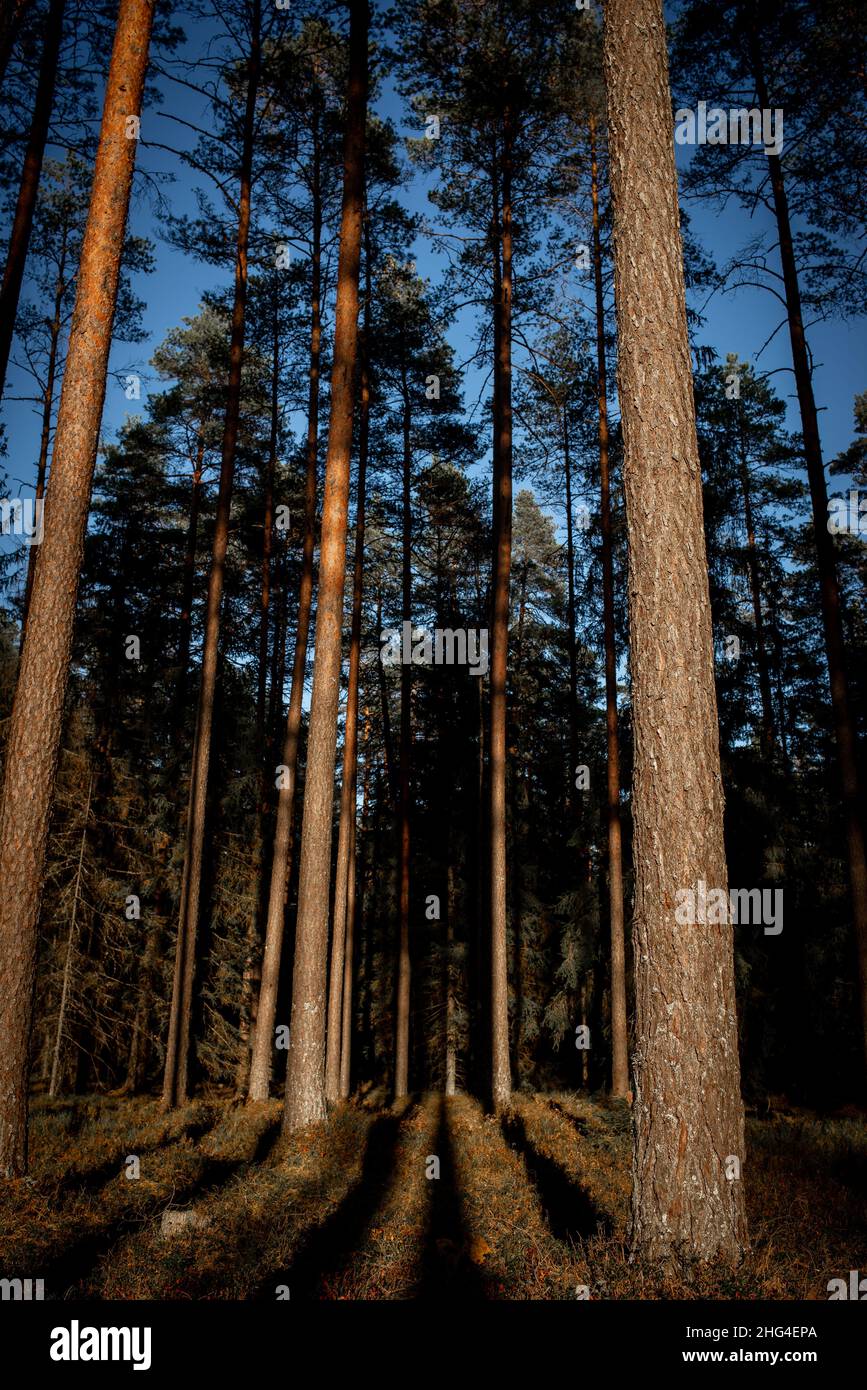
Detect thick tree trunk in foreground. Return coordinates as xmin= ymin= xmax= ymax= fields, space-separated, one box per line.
xmin=283 ymin=0 xmax=367 ymax=1132
xmin=0 ymin=0 xmax=154 ymax=1177
xmin=161 ymin=0 xmax=261 ymax=1110
xmin=489 ymin=117 xmax=513 ymax=1109
xmin=603 ymin=0 xmax=748 ymax=1264
xmin=325 ymin=282 xmax=369 ymax=1103
xmin=247 ymin=116 xmax=324 ymax=1104
xmin=750 ymin=28 xmax=867 ymax=1076
xmin=0 ymin=0 xmax=66 ymax=402
xmin=589 ymin=113 xmax=629 ymax=1101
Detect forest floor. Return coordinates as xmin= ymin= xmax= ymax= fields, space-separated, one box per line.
xmin=2 ymin=1089 xmax=865 ymax=1300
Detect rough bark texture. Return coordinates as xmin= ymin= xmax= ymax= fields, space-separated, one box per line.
xmin=0 ymin=0 xmax=154 ymax=1177
xmin=283 ymin=0 xmax=367 ymax=1133
xmin=325 ymin=278 xmax=369 ymax=1103
xmin=0 ymin=0 xmax=65 ymax=401
xmin=603 ymin=0 xmax=748 ymax=1263
xmin=247 ymin=113 xmax=323 ymax=1104
xmin=589 ymin=113 xmax=629 ymax=1100
xmin=489 ymin=114 xmax=513 ymax=1109
xmin=161 ymin=0 xmax=261 ymax=1110
xmin=749 ymin=26 xmax=867 ymax=1074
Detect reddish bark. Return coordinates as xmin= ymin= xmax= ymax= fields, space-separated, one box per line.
xmin=0 ymin=0 xmax=155 ymax=1177
xmin=283 ymin=0 xmax=367 ymax=1132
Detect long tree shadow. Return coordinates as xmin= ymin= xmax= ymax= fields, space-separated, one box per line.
xmin=500 ymin=1108 xmax=610 ymax=1242
xmin=43 ymin=1114 xmax=285 ymax=1298
xmin=418 ymin=1096 xmax=486 ymax=1301
xmin=547 ymin=1098 xmax=593 ymax=1139
xmin=257 ymin=1106 xmax=408 ymax=1300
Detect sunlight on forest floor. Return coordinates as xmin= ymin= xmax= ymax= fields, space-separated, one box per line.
xmin=1 ymin=1091 xmax=864 ymax=1300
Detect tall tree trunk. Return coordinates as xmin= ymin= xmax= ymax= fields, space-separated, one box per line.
xmin=325 ymin=244 xmax=370 ymax=1103
xmin=339 ymin=815 xmax=357 ymax=1098
xmin=445 ymin=859 xmax=457 ymax=1096
xmin=235 ymin=290 xmax=281 ymax=1095
xmin=247 ymin=108 xmax=324 ymax=1104
xmin=161 ymin=0 xmax=262 ymax=1110
xmin=283 ymin=0 xmax=367 ymax=1132
xmin=394 ymin=367 xmax=412 ymax=1097
xmin=490 ymin=108 xmax=513 ymax=1109
xmin=48 ymin=770 xmax=93 ymax=1098
xmin=0 ymin=0 xmax=154 ymax=1177
xmin=603 ymin=0 xmax=748 ymax=1264
xmin=22 ymin=208 xmax=68 ymax=634
xmin=749 ymin=26 xmax=867 ymax=1068
xmin=257 ymin=299 xmax=279 ymax=743
xmin=350 ymin=708 xmax=372 ymax=1093
xmin=0 ymin=0 xmax=66 ymax=402
xmin=589 ymin=113 xmax=629 ymax=1101
xmin=170 ymin=429 xmax=205 ymax=752
xmin=376 ymin=589 xmax=395 ymax=799
xmin=563 ymin=408 xmax=579 ymax=809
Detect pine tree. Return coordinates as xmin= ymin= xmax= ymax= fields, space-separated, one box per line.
xmin=0 ymin=0 xmax=155 ymax=1177
xmin=283 ymin=0 xmax=368 ymax=1132
xmin=603 ymin=0 xmax=748 ymax=1264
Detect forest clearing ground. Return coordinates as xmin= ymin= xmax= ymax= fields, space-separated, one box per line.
xmin=538 ymin=1092 xmax=867 ymax=1300
xmin=3 ymin=1093 xmax=865 ymax=1300
xmin=93 ymin=1100 xmax=382 ymax=1298
xmin=292 ymin=1094 xmax=437 ymax=1299
xmin=446 ymin=1094 xmax=589 ymax=1299
xmin=504 ymin=1092 xmax=630 ymax=1238
xmin=0 ymin=1097 xmax=280 ymax=1292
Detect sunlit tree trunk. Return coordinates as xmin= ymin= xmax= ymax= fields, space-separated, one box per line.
xmin=490 ymin=111 xmax=513 ymax=1109
xmin=603 ymin=0 xmax=748 ymax=1264
xmin=325 ymin=254 xmax=370 ymax=1103
xmin=0 ymin=0 xmax=155 ymax=1177
xmin=283 ymin=0 xmax=367 ymax=1132
xmin=248 ymin=109 xmax=324 ymax=1103
xmin=394 ymin=366 xmax=412 ymax=1098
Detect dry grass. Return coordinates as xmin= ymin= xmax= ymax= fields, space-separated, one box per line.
xmin=92 ymin=1102 xmax=380 ymax=1298
xmin=446 ymin=1094 xmax=589 ymax=1299
xmin=507 ymin=1091 xmax=631 ymax=1233
xmin=0 ymin=1099 xmax=269 ymax=1288
xmin=3 ymin=1090 xmax=864 ymax=1300
xmin=510 ymin=1090 xmax=867 ymax=1300
xmin=23 ymin=1096 xmax=216 ymax=1191
xmin=316 ymin=1094 xmax=439 ymax=1299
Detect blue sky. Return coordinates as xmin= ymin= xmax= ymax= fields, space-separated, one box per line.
xmin=2 ymin=1 xmax=864 ymax=580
